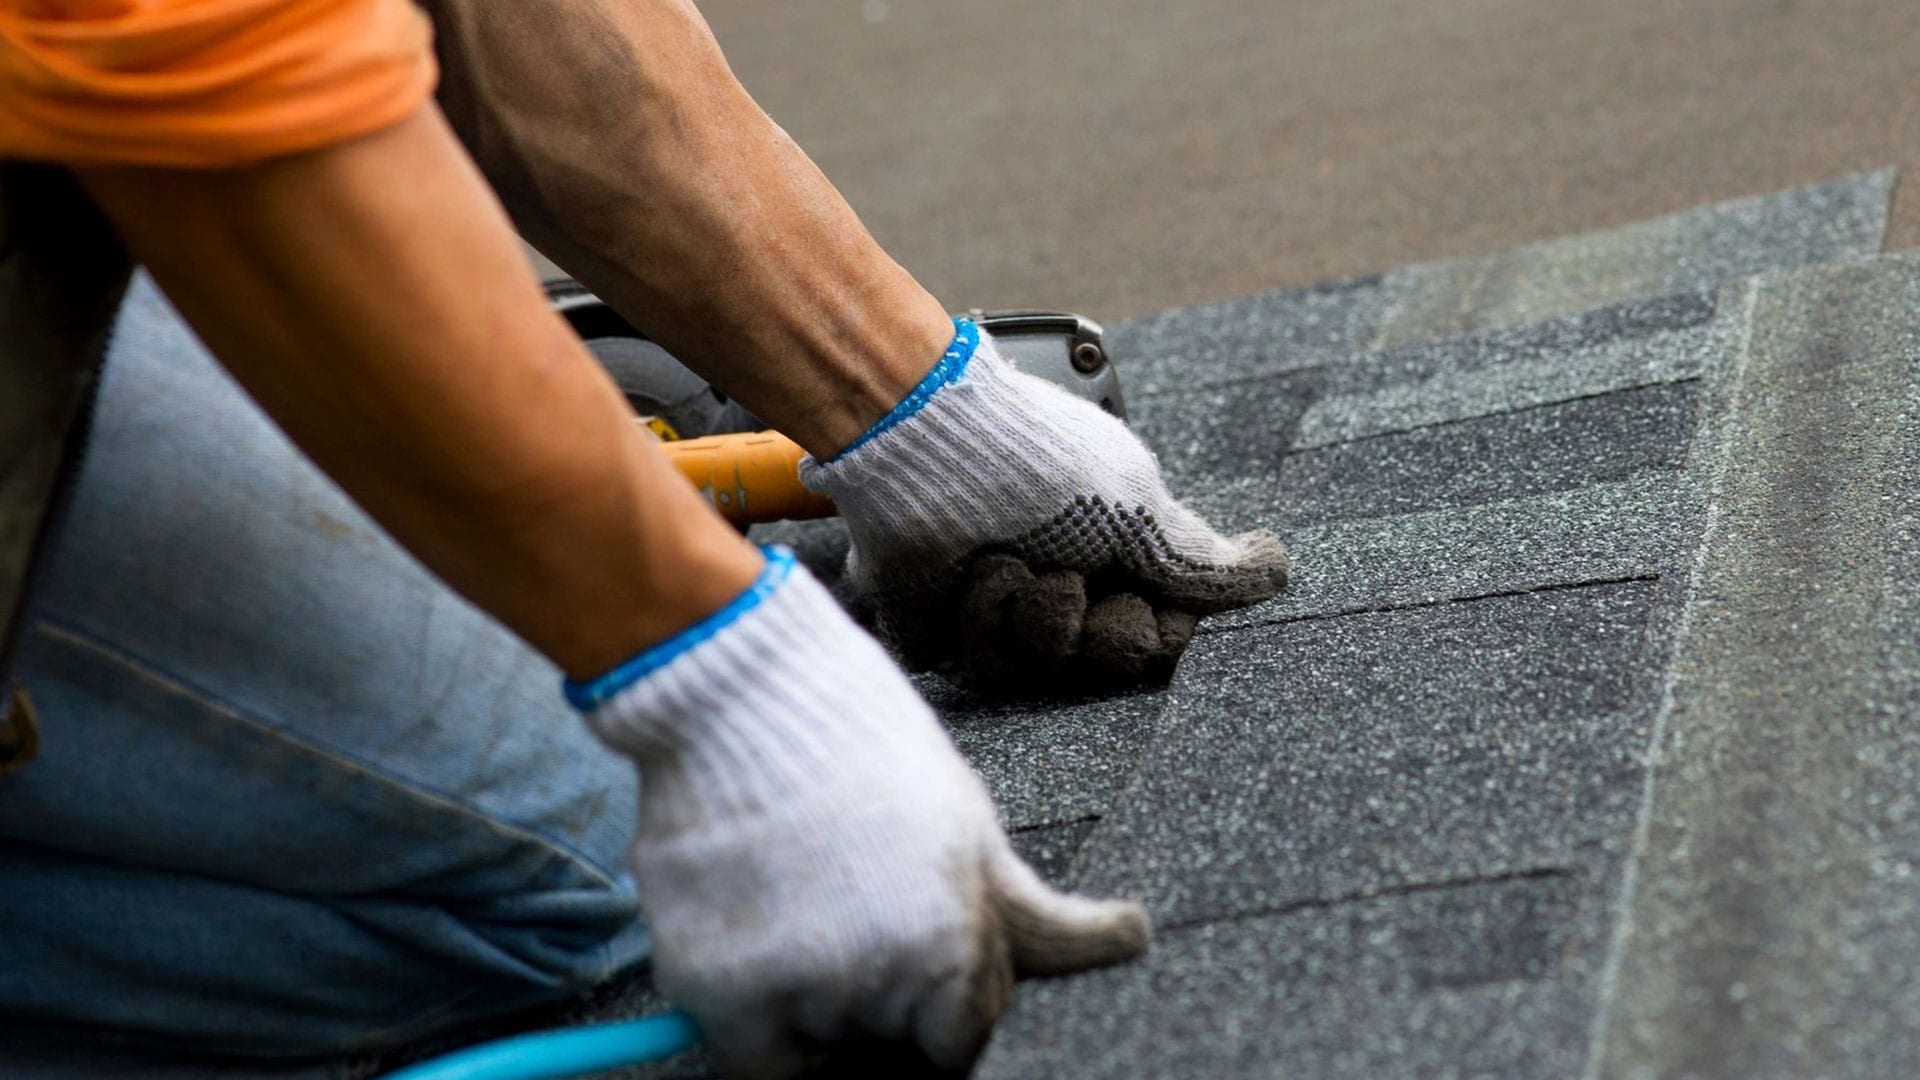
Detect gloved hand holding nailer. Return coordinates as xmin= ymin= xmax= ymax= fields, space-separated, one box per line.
xmin=805 ymin=318 xmax=1288 ymax=696
xmin=0 ymin=0 xmax=1275 ymax=1076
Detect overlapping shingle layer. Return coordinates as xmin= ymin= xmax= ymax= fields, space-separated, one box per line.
xmin=373 ymin=170 xmax=1911 ymax=1080
xmin=957 ymin=169 xmax=1917 ymax=1079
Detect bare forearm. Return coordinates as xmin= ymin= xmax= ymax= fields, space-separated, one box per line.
xmin=427 ymin=0 xmax=951 ymax=459
xmin=78 ymin=105 xmax=762 ymax=679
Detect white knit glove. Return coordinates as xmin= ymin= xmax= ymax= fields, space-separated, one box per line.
xmin=571 ymin=548 xmax=1150 ymax=1079
xmin=801 ymin=320 xmax=1288 ymax=695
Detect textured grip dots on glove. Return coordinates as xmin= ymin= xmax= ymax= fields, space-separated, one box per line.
xmin=922 ymin=493 xmax=1286 ymax=698
xmin=1000 ymin=494 xmax=1290 ymax=610
xmin=803 ymin=331 xmax=1290 ymax=700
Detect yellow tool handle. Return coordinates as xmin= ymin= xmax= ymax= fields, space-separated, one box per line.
xmin=660 ymin=430 xmax=839 ymax=527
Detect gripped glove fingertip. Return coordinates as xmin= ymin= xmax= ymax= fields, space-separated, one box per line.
xmin=804 ymin=317 xmax=1291 ymax=689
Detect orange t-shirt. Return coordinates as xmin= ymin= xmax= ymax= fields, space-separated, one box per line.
xmin=0 ymin=0 xmax=437 ymax=168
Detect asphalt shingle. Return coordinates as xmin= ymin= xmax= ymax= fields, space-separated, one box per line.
xmin=978 ymin=872 xmax=1601 ymax=1080
xmin=1128 ymin=367 xmax=1324 ymax=490
xmin=1113 ymin=274 xmax=1390 ymax=396
xmin=1010 ymin=818 xmax=1101 ymax=890
xmin=930 ymin=681 xmax=1167 ymax=831
xmin=1204 ymin=473 xmax=1695 ymax=632
xmin=1108 ymin=171 xmax=1892 ymax=391
xmin=1367 ymin=170 xmax=1895 ymax=349
xmin=1072 ymin=579 xmax=1664 ymax=928
xmin=1133 ymin=292 xmax=1734 ymax=537
xmin=1598 ymin=253 xmax=1920 ymax=1078
xmin=1293 ymin=291 xmax=1722 ymax=449
xmin=975 ymin=181 xmax=1917 ymax=1080
xmin=1277 ymin=381 xmax=1702 ymax=528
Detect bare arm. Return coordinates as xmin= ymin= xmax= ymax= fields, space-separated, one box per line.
xmin=424 ymin=0 xmax=953 ymax=460
xmin=77 ymin=104 xmax=763 ymax=680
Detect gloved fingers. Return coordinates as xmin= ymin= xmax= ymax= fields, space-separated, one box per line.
xmin=989 ymin=844 xmax=1152 ymax=976
xmin=776 ymin=885 xmax=1009 ymax=1078
xmin=953 ymin=552 xmax=1214 ymax=697
xmin=1145 ymin=526 xmax=1290 ymax=615
xmin=1009 ymin=569 xmax=1086 ymax=657
xmin=959 ymin=555 xmax=1085 ymax=661
xmin=694 ymin=1002 xmax=824 ymax=1080
xmin=703 ymin=986 xmax=947 ymax=1080
xmin=799 ymin=1039 xmax=964 ymax=1079
xmin=714 ymin=976 xmax=997 ymax=1080
xmin=1156 ymin=607 xmax=1199 ymax=658
xmin=1074 ymin=595 xmax=1199 ymax=689
xmin=912 ymin=968 xmax=1012 ymax=1072
xmin=908 ymin=895 xmax=1014 ymax=1072
xmin=955 ymin=555 xmax=1032 ymax=690
xmin=957 ymin=552 xmax=1032 ymax=619
xmin=955 ymin=555 xmax=1086 ymax=694
xmin=1079 ymin=592 xmax=1165 ymax=682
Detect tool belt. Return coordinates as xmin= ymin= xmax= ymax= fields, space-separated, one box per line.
xmin=0 ymin=163 xmax=132 ymax=772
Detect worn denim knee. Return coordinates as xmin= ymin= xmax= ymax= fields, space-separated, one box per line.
xmin=0 ymin=276 xmax=648 ymax=1062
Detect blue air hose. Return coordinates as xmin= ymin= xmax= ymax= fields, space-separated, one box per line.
xmin=380 ymin=1011 xmax=700 ymax=1080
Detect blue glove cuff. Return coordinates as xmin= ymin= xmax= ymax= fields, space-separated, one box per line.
xmin=825 ymin=316 xmax=980 ymax=462
xmin=563 ymin=545 xmax=798 ymax=711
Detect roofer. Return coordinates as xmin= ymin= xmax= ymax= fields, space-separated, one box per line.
xmin=0 ymin=0 xmax=1287 ymax=1074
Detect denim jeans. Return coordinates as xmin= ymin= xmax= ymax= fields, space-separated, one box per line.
xmin=0 ymin=276 xmax=650 ymax=1076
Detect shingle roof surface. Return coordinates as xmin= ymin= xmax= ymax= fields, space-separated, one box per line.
xmin=376 ymin=169 xmax=1908 ymax=1080
xmin=958 ymin=169 xmax=1910 ymax=1080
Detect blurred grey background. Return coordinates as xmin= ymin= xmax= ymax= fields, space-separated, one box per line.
xmin=665 ymin=0 xmax=1920 ymax=321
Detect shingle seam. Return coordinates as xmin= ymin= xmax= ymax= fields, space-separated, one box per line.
xmin=1155 ymin=866 xmax=1579 ymax=935
xmin=1130 ymin=292 xmax=1719 ymax=406
xmin=1012 ymin=813 xmax=1101 ymax=835
xmin=1196 ymin=573 xmax=1663 ymax=637
xmin=1283 ymin=377 xmax=1706 ymax=456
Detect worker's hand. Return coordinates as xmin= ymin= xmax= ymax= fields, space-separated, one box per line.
xmin=801 ymin=320 xmax=1288 ymax=697
xmin=575 ymin=548 xmax=1150 ymax=1079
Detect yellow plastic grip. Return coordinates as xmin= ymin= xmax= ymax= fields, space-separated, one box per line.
xmin=660 ymin=430 xmax=839 ymax=527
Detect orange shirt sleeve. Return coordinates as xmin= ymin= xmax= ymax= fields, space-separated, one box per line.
xmin=0 ymin=0 xmax=437 ymax=168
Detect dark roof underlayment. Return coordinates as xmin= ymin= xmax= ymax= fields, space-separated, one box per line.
xmin=370 ymin=169 xmax=1915 ymax=1079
